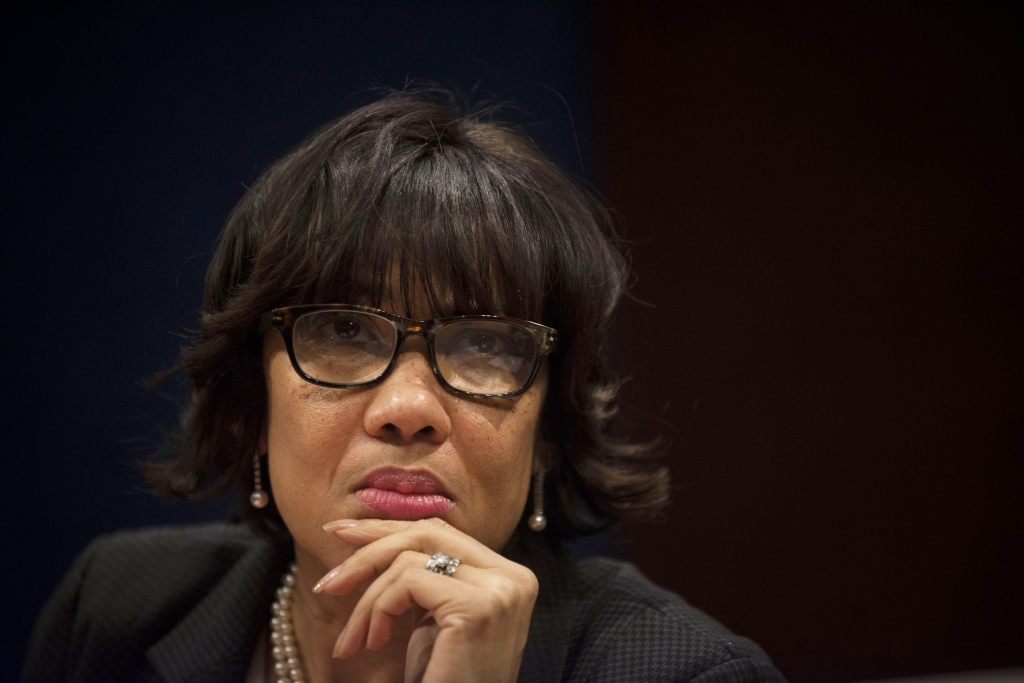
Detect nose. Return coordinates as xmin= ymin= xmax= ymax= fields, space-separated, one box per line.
xmin=363 ymin=339 xmax=451 ymax=444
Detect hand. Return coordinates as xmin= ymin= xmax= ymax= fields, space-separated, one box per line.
xmin=315 ymin=517 xmax=539 ymax=683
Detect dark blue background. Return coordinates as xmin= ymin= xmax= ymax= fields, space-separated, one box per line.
xmin=1 ymin=3 xmax=601 ymax=677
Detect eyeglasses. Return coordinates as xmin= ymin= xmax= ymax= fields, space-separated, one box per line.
xmin=258 ymin=305 xmax=557 ymax=398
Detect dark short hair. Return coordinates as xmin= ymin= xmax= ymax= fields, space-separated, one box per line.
xmin=145 ymin=89 xmax=668 ymax=541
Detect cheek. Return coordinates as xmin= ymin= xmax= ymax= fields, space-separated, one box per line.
xmin=270 ymin=383 xmax=356 ymax=454
xmin=448 ymin=398 xmax=542 ymax=546
xmin=458 ymin=402 xmax=534 ymax=474
xmin=264 ymin=371 xmax=364 ymax=525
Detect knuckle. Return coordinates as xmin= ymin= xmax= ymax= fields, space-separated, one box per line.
xmin=494 ymin=567 xmax=539 ymax=607
xmin=505 ymin=564 xmax=539 ymax=592
xmin=490 ymin=575 xmax=517 ymax=597
xmin=519 ymin=567 xmax=540 ymax=597
xmin=396 ymin=549 xmax=422 ymax=568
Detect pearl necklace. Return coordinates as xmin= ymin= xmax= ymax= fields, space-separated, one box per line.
xmin=270 ymin=563 xmax=309 ymax=683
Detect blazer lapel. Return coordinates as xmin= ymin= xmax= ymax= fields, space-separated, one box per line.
xmin=146 ymin=536 xmax=291 ymax=683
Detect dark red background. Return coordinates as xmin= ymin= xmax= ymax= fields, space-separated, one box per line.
xmin=600 ymin=3 xmax=1024 ymax=681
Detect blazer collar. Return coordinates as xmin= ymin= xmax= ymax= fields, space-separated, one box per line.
xmin=146 ymin=534 xmax=291 ymax=683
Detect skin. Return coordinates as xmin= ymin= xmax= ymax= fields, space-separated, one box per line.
xmin=260 ymin=308 xmax=546 ymax=683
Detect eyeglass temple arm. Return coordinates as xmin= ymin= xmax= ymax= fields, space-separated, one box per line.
xmin=258 ymin=311 xmax=284 ymax=336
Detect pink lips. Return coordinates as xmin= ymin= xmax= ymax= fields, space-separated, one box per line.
xmin=355 ymin=468 xmax=454 ymax=520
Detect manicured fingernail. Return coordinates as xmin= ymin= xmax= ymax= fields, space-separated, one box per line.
xmin=323 ymin=519 xmax=359 ymax=531
xmin=333 ymin=629 xmax=347 ymax=658
xmin=312 ymin=566 xmax=343 ymax=593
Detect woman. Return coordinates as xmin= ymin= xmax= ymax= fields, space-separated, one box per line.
xmin=24 ymin=91 xmax=785 ymax=683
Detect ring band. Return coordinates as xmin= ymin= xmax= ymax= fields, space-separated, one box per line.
xmin=426 ymin=552 xmax=461 ymax=577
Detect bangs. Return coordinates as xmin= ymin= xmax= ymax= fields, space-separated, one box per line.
xmin=285 ymin=140 xmax=549 ymax=323
xmin=240 ymin=92 xmax=624 ymax=362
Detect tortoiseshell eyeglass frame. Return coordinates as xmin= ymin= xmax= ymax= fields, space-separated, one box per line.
xmin=258 ymin=304 xmax=558 ymax=398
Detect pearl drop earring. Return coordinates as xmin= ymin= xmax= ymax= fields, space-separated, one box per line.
xmin=250 ymin=452 xmax=269 ymax=509
xmin=528 ymin=470 xmax=547 ymax=531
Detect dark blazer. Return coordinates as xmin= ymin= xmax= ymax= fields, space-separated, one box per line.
xmin=23 ymin=523 xmax=785 ymax=683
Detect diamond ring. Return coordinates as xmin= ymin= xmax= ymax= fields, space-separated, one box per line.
xmin=426 ymin=552 xmax=461 ymax=577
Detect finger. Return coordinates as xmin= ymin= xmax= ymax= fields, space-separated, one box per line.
xmin=367 ymin=570 xmax=486 ymax=652
xmin=332 ymin=518 xmax=497 ymax=565
xmin=365 ymin=608 xmax=397 ymax=651
xmin=323 ymin=517 xmax=410 ymax=537
xmin=329 ymin=520 xmax=481 ymax=552
xmin=335 ymin=550 xmax=498 ymax=658
xmin=313 ymin=560 xmax=376 ymax=595
xmin=319 ymin=533 xmax=516 ymax=597
xmin=334 ymin=549 xmax=430 ymax=658
xmin=318 ymin=518 xmax=504 ymax=594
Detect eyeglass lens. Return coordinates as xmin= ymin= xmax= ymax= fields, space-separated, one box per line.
xmin=291 ymin=311 xmax=539 ymax=394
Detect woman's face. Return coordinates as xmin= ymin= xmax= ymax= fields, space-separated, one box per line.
xmin=261 ymin=303 xmax=547 ymax=571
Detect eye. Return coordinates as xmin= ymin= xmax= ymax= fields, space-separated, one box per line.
xmin=447 ymin=328 xmax=518 ymax=357
xmin=331 ymin=318 xmax=362 ymax=341
xmin=466 ymin=332 xmax=498 ymax=354
xmin=434 ymin=321 xmax=537 ymax=394
xmin=298 ymin=312 xmax=390 ymax=349
xmin=291 ymin=310 xmax=397 ymax=384
xmin=441 ymin=323 xmax=534 ymax=363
